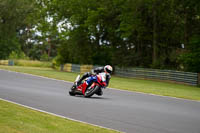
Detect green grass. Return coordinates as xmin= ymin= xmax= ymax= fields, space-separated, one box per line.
xmin=110 ymin=76 xmax=200 ymax=100
xmin=0 ymin=65 xmax=200 ymax=101
xmin=13 ymin=60 xmax=52 ymax=68
xmin=0 ymin=100 xmax=119 ymax=133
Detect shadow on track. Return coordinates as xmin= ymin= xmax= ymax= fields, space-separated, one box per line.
xmin=71 ymin=95 xmax=111 ymax=100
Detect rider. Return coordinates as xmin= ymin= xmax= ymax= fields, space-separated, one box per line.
xmin=76 ymin=65 xmax=113 ymax=95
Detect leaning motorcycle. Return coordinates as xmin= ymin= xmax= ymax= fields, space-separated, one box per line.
xmin=69 ymin=73 xmax=107 ymax=98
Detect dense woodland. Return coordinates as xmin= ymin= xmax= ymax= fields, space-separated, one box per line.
xmin=0 ymin=0 xmax=200 ymax=72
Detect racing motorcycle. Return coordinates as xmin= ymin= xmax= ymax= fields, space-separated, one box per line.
xmin=69 ymin=73 xmax=107 ymax=98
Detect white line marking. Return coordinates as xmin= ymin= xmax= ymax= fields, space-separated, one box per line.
xmin=0 ymin=98 xmax=122 ymax=133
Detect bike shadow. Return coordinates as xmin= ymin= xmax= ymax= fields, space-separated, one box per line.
xmin=74 ymin=95 xmax=110 ymax=100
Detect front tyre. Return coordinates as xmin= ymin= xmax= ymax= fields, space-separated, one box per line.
xmin=69 ymin=85 xmax=76 ymax=96
xmin=69 ymin=90 xmax=75 ymax=96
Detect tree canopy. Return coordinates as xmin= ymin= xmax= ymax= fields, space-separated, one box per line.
xmin=0 ymin=0 xmax=37 ymax=58
xmin=0 ymin=0 xmax=200 ymax=72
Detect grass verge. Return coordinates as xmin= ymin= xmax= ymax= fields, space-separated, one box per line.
xmin=13 ymin=60 xmax=52 ymax=68
xmin=0 ymin=99 xmax=119 ymax=133
xmin=0 ymin=65 xmax=200 ymax=101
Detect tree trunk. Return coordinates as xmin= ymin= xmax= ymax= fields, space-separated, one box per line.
xmin=152 ymin=2 xmax=158 ymax=66
xmin=184 ymin=9 xmax=189 ymax=49
xmin=48 ymin=38 xmax=51 ymax=60
xmin=198 ymin=73 xmax=200 ymax=86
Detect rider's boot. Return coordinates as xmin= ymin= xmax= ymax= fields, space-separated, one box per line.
xmin=76 ymin=78 xmax=84 ymax=86
xmin=96 ymin=89 xmax=103 ymax=96
xmin=76 ymin=80 xmax=82 ymax=86
xmin=76 ymin=72 xmax=90 ymax=86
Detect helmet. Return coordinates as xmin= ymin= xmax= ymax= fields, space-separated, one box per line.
xmin=104 ymin=65 xmax=113 ymax=74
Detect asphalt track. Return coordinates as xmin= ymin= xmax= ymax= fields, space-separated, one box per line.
xmin=0 ymin=69 xmax=200 ymax=133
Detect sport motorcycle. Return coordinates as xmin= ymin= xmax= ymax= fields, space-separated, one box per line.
xmin=69 ymin=73 xmax=107 ymax=98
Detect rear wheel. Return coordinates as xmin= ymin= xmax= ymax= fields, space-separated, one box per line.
xmin=84 ymin=85 xmax=100 ymax=98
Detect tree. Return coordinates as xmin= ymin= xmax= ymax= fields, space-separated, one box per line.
xmin=0 ymin=0 xmax=38 ymax=59
xmin=34 ymin=0 xmax=200 ymax=72
xmin=179 ymin=35 xmax=200 ymax=72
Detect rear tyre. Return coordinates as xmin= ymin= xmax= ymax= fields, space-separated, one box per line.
xmin=84 ymin=85 xmax=100 ymax=98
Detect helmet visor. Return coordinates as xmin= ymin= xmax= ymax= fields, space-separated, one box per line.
xmin=106 ymin=68 xmax=112 ymax=74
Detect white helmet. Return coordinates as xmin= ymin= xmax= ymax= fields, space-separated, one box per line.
xmin=104 ymin=65 xmax=113 ymax=74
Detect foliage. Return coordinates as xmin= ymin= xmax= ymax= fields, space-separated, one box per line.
xmin=9 ymin=51 xmax=29 ymax=60
xmin=40 ymin=53 xmax=49 ymax=61
xmin=0 ymin=0 xmax=38 ymax=59
xmin=44 ymin=0 xmax=200 ymax=72
xmin=179 ymin=35 xmax=200 ymax=73
xmin=13 ymin=60 xmax=52 ymax=68
xmin=1 ymin=0 xmax=200 ymax=72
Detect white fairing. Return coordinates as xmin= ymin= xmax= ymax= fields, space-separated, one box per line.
xmin=99 ymin=72 xmax=106 ymax=82
xmin=75 ymin=75 xmax=80 ymax=82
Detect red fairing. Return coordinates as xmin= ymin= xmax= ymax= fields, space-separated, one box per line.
xmin=77 ymin=85 xmax=82 ymax=91
xmin=97 ymin=75 xmax=102 ymax=83
xmin=97 ymin=75 xmax=107 ymax=87
xmin=91 ymin=82 xmax=96 ymax=88
xmin=77 ymin=82 xmax=88 ymax=94
xmin=101 ymin=81 xmax=107 ymax=87
xmin=82 ymin=82 xmax=88 ymax=94
xmin=76 ymin=75 xmax=106 ymax=95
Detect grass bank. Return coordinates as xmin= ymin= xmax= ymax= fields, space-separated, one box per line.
xmin=0 ymin=60 xmax=52 ymax=68
xmin=0 ymin=99 xmax=119 ymax=133
xmin=0 ymin=65 xmax=200 ymax=101
xmin=13 ymin=60 xmax=52 ymax=68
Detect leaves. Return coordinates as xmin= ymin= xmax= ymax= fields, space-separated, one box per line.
xmin=0 ymin=0 xmax=38 ymax=59
xmin=0 ymin=0 xmax=200 ymax=72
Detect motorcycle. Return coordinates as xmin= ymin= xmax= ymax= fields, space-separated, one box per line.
xmin=69 ymin=73 xmax=107 ymax=98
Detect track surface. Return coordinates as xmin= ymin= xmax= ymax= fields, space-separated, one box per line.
xmin=0 ymin=70 xmax=200 ymax=133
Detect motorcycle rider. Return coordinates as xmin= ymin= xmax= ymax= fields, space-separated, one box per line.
xmin=76 ymin=65 xmax=113 ymax=95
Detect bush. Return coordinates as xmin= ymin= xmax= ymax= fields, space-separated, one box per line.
xmin=40 ymin=53 xmax=49 ymax=61
xmin=9 ymin=51 xmax=29 ymax=60
xmin=52 ymin=57 xmax=59 ymax=69
xmin=179 ymin=35 xmax=200 ymax=73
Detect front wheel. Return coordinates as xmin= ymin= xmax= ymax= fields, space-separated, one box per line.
xmin=69 ymin=85 xmax=76 ymax=96
xmin=84 ymin=85 xmax=100 ymax=98
xmin=69 ymin=90 xmax=75 ymax=96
